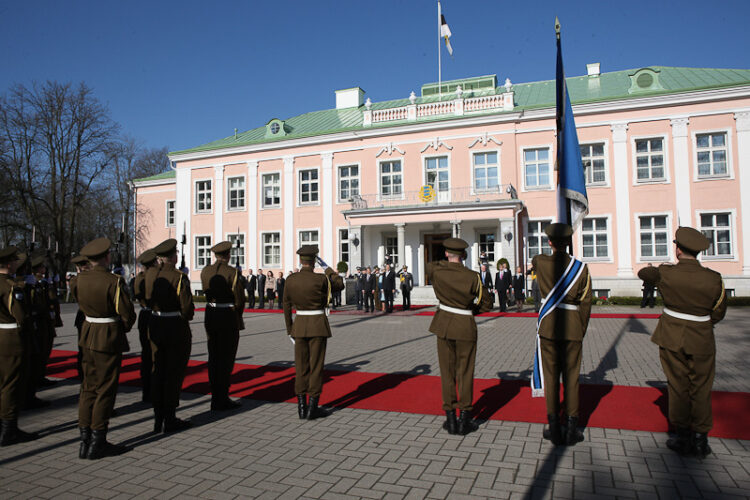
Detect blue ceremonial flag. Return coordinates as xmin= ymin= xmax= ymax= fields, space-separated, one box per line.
xmin=555 ymin=17 xmax=588 ymax=229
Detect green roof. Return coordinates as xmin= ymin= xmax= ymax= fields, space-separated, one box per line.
xmin=170 ymin=66 xmax=750 ymax=157
xmin=133 ymin=170 xmax=175 ymax=183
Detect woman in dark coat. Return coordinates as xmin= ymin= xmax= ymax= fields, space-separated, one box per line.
xmin=512 ymin=266 xmax=525 ymax=312
xmin=275 ymin=271 xmax=285 ymax=305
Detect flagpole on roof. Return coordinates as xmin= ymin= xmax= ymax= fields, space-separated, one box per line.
xmin=438 ymin=1 xmax=442 ymax=99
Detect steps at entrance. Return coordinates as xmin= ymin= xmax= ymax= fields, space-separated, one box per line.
xmin=409 ymin=286 xmax=438 ymax=305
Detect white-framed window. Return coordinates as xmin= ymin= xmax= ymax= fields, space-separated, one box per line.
xmin=338 ymin=165 xmax=359 ymax=202
xmin=700 ymin=213 xmax=732 ymax=257
xmin=581 ymin=217 xmax=609 ymax=259
xmin=473 ymin=151 xmax=499 ymax=192
xmin=696 ymin=132 xmax=728 ymax=178
xmin=639 ymin=215 xmax=669 ymax=259
xmin=379 ymin=160 xmax=403 ymax=198
xmin=299 ymin=168 xmax=319 ymax=205
xmin=165 ymin=200 xmax=176 ymax=227
xmin=227 ymin=233 xmax=245 ymax=268
xmin=262 ymin=173 xmax=281 ymax=208
xmin=299 ymin=230 xmax=319 ymax=248
xmin=384 ymin=235 xmax=398 ymax=265
xmin=227 ymin=176 xmax=245 ymax=211
xmin=635 ymin=138 xmax=665 ymax=182
xmin=262 ymin=232 xmax=281 ymax=267
xmin=339 ymin=229 xmax=350 ymax=264
xmin=195 ymin=235 xmax=212 ymax=269
xmin=527 ymin=220 xmax=552 ymax=258
xmin=478 ymin=232 xmax=496 ymax=263
xmin=524 ymin=148 xmax=551 ymax=188
xmin=425 ymin=156 xmax=449 ymax=193
xmin=195 ymin=180 xmax=212 ymax=213
xmin=580 ymin=143 xmax=606 ymax=186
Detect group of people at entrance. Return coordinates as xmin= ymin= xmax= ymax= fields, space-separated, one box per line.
xmin=351 ymin=264 xmax=414 ymax=313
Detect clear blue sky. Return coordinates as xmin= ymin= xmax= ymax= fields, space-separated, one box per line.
xmin=3 ymin=0 xmax=749 ymax=152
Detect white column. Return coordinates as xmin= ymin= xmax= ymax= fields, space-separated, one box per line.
xmin=349 ymin=225 xmax=362 ymax=270
xmin=175 ymin=167 xmax=192 ymax=273
xmin=471 ymin=242 xmax=479 ymax=270
xmin=499 ymin=218 xmax=515 ymax=271
xmin=247 ymin=160 xmax=258 ymax=270
xmin=417 ymin=243 xmax=425 ymax=286
xmin=396 ymin=223 xmax=406 ymax=268
xmin=735 ymin=112 xmax=750 ymax=275
xmin=214 ymin=165 xmax=225 ymax=244
xmin=321 ymin=152 xmax=334 ymax=265
xmin=405 ymin=244 xmax=413 ymax=274
xmin=283 ymin=156 xmax=295 ymax=272
xmin=451 ymin=219 xmax=462 ymax=238
xmin=612 ymin=123 xmax=633 ymax=277
xmin=671 ymin=118 xmax=691 ymax=226
xmin=377 ymin=244 xmax=385 ymax=267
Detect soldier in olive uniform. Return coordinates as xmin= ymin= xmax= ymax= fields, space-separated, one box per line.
xmin=427 ymin=238 xmax=492 ymax=435
xmin=72 ymin=238 xmax=136 ymax=459
xmin=638 ymin=227 xmax=727 ymax=458
xmin=0 ymin=247 xmax=38 ymax=446
xmin=532 ymin=223 xmax=592 ymax=446
xmin=134 ymin=250 xmax=156 ymax=402
xmin=283 ymin=246 xmax=344 ymax=420
xmin=200 ymin=241 xmax=245 ymax=411
xmin=144 ymin=239 xmax=194 ymax=432
xmin=70 ymin=254 xmax=90 ymax=380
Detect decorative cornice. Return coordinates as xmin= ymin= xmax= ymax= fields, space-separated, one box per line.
xmin=420 ymin=137 xmax=453 ymax=153
xmin=610 ymin=122 xmax=629 ymax=143
xmin=735 ymin=111 xmax=750 ymax=133
xmin=670 ymin=117 xmax=690 ymax=138
xmin=468 ymin=132 xmax=503 ymax=148
xmin=375 ymin=142 xmax=405 ymax=157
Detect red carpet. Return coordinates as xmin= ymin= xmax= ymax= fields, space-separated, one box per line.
xmin=46 ymin=350 xmax=749 ymax=440
xmin=195 ymin=304 xmax=433 ymax=314
xmin=415 ymin=311 xmax=662 ymax=319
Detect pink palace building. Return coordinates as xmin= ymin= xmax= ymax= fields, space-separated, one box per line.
xmin=133 ymin=64 xmax=750 ymax=299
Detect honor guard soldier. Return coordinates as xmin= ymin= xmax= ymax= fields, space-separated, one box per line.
xmin=72 ymin=237 xmax=136 ymax=459
xmin=134 ymin=250 xmax=156 ymax=402
xmin=283 ymin=246 xmax=344 ymax=420
xmin=70 ymin=254 xmax=90 ymax=379
xmin=200 ymin=241 xmax=244 ymax=411
xmin=145 ymin=238 xmax=194 ymax=432
xmin=427 ymin=238 xmax=492 ymax=435
xmin=638 ymin=227 xmax=727 ymax=458
xmin=0 ymin=247 xmax=38 ymax=446
xmin=532 ymin=223 xmax=592 ymax=446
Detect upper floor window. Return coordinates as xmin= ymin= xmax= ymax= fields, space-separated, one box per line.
xmin=425 ymin=156 xmax=449 ymax=193
xmin=639 ymin=215 xmax=669 ymax=258
xmin=635 ymin=138 xmax=665 ymax=182
xmin=338 ymin=165 xmax=359 ymax=202
xmin=580 ymin=143 xmax=606 ymax=185
xmin=380 ymin=160 xmax=403 ymax=198
xmin=195 ymin=235 xmax=212 ymax=269
xmin=473 ymin=152 xmax=499 ymax=191
xmin=524 ymin=148 xmax=550 ymax=188
xmin=299 ymin=169 xmax=319 ymax=204
xmin=262 ymin=173 xmax=280 ymax=208
xmin=195 ymin=180 xmax=212 ymax=213
xmin=528 ymin=220 xmax=552 ymax=258
xmin=700 ymin=213 xmax=732 ymax=257
xmin=166 ymin=200 xmax=176 ymax=227
xmin=227 ymin=233 xmax=245 ymax=268
xmin=581 ymin=217 xmax=609 ymax=259
xmin=227 ymin=176 xmax=245 ymax=211
xmin=696 ymin=133 xmax=728 ymax=178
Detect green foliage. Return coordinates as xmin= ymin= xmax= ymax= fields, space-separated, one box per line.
xmin=336 ymin=261 xmax=349 ymax=273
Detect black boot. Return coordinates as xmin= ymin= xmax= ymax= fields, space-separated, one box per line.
xmin=565 ymin=415 xmax=584 ymax=445
xmin=86 ymin=428 xmax=130 ymax=459
xmin=0 ymin=419 xmax=38 ymax=446
xmin=457 ymin=410 xmax=479 ymax=435
xmin=666 ymin=427 xmax=693 ymax=455
xmin=306 ymin=396 xmax=328 ymax=420
xmin=163 ymin=409 xmax=191 ymax=433
xmin=297 ymin=395 xmax=308 ymax=420
xmin=153 ymin=409 xmax=164 ymax=434
xmin=79 ymin=427 xmax=92 ymax=459
xmin=442 ymin=410 xmax=458 ymax=435
xmin=542 ymin=414 xmax=563 ymax=446
xmin=693 ymin=432 xmax=712 ymax=458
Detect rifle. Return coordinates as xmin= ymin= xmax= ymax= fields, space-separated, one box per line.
xmin=179 ymin=231 xmax=187 ymax=272
xmin=234 ymin=226 xmax=241 ymax=270
xmin=112 ymin=214 xmax=125 ymax=275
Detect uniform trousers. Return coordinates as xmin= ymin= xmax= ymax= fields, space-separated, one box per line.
xmin=0 ymin=353 xmax=23 ymax=420
xmin=436 ymin=337 xmax=477 ymax=411
xmin=294 ymin=337 xmax=327 ymax=397
xmin=137 ymin=310 xmax=152 ymax=400
xmin=659 ymin=347 xmax=715 ymax=433
xmin=78 ymin=349 xmax=122 ymax=430
xmin=539 ymin=337 xmax=582 ymax=418
xmin=149 ymin=317 xmax=191 ymax=411
xmin=205 ymin=309 xmax=239 ymax=403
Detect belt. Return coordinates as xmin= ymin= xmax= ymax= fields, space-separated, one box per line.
xmin=438 ymin=304 xmax=473 ymax=316
xmin=663 ymin=307 xmax=710 ymax=322
xmin=85 ymin=316 xmax=118 ymax=324
xmin=295 ymin=310 xmax=325 ymax=316
xmin=0 ymin=323 xmax=19 ymax=329
xmin=540 ymin=300 xmax=579 ymax=311
xmin=152 ymin=311 xmax=181 ymax=318
xmin=208 ymin=302 xmax=234 ymax=309
xmin=141 ymin=307 xmax=152 ymax=312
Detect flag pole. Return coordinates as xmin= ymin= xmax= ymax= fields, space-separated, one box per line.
xmin=438 ymin=1 xmax=442 ymax=100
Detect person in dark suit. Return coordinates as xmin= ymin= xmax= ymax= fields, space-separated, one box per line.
xmin=495 ymin=263 xmax=512 ymax=312
xmin=256 ymin=268 xmax=266 ymax=309
xmin=276 ymin=272 xmax=285 ymax=306
xmin=245 ymin=269 xmax=257 ymax=309
xmin=382 ymin=264 xmax=396 ymax=313
xmin=479 ymin=264 xmax=494 ymax=295
xmin=640 ymin=263 xmax=656 ymax=308
xmin=362 ymin=267 xmax=375 ymax=313
xmin=512 ymin=266 xmax=525 ymax=312
xmin=398 ymin=265 xmax=413 ymax=310
xmin=354 ymin=267 xmax=364 ymax=310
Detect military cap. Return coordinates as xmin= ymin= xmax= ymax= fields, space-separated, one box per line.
xmin=544 ymin=223 xmax=573 ymax=240
xmin=443 ymin=237 xmax=469 ymax=255
xmin=71 ymin=254 xmax=88 ymax=265
xmin=31 ymin=254 xmax=46 ymax=268
xmin=297 ymin=245 xmax=319 ymax=262
xmin=402 ymin=265 xmax=408 ymax=270
xmin=674 ymin=226 xmax=710 ymax=254
xmin=137 ymin=249 xmax=156 ymax=265
xmin=211 ymin=241 xmax=232 ymax=254
xmin=153 ymin=238 xmax=178 ymax=256
xmin=16 ymin=253 xmax=28 ymax=268
xmin=0 ymin=246 xmax=18 ymax=263
xmin=80 ymin=237 xmax=112 ymax=259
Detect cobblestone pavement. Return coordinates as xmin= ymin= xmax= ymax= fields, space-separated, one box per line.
xmin=1 ymin=304 xmax=748 ymax=499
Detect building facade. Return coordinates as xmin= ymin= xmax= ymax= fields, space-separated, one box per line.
xmin=133 ymin=66 xmax=750 ymax=297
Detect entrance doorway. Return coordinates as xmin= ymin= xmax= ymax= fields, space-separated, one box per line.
xmin=423 ymin=233 xmax=451 ymax=285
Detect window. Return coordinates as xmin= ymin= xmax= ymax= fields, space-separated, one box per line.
xmin=580 ymin=143 xmax=606 ymax=185
xmin=166 ymin=200 xmax=176 ymax=227
xmin=339 ymin=229 xmax=350 ymax=264
xmin=700 ymin=213 xmax=732 ymax=257
xmin=195 ymin=235 xmax=212 ymax=269
xmin=299 ymin=169 xmax=319 ymax=204
xmin=384 ymin=235 xmax=398 ymax=264
xmin=527 ymin=220 xmax=552 ymax=258
xmin=635 ymin=138 xmax=665 ymax=181
xmin=262 ymin=173 xmax=281 ymax=208
xmin=380 ymin=160 xmax=402 ymax=198
xmin=696 ymin=133 xmax=728 ymax=178
xmin=581 ymin=218 xmax=609 ymax=259
xmin=639 ymin=215 xmax=669 ymax=258
xmin=478 ymin=233 xmax=496 ymax=264
xmin=338 ymin=165 xmax=359 ymax=202
xmin=227 ymin=233 xmax=245 ymax=268
xmin=299 ymin=230 xmax=319 ymax=248
xmin=473 ymin=152 xmax=499 ymax=191
xmin=524 ymin=148 xmax=550 ymax=188
xmin=262 ymin=233 xmax=281 ymax=267
xmin=227 ymin=176 xmax=245 ymax=210
xmin=425 ymin=156 xmax=449 ymax=192
xmin=195 ymin=180 xmax=212 ymax=213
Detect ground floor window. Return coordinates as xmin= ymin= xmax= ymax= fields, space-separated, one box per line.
xmin=384 ymin=235 xmax=398 ymax=266
xmin=527 ymin=220 xmax=552 ymax=258
xmin=339 ymin=229 xmax=349 ymax=265
xmin=478 ymin=232 xmax=496 ymax=264
xmin=639 ymin=215 xmax=669 ymax=258
xmin=263 ymin=233 xmax=281 ymax=267
xmin=227 ymin=233 xmax=245 ymax=268
xmin=581 ymin=218 xmax=609 ymax=259
xmin=195 ymin=235 xmax=212 ymax=269
xmin=700 ymin=213 xmax=732 ymax=257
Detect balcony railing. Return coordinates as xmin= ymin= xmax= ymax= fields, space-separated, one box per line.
xmin=345 ymin=185 xmax=518 ymax=212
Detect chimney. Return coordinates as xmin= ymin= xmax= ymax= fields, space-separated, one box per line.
xmin=587 ymin=63 xmax=601 ymax=77
xmin=335 ymin=87 xmax=365 ymax=109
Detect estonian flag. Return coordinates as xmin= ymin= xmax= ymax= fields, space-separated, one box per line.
xmin=439 ymin=4 xmax=453 ymax=56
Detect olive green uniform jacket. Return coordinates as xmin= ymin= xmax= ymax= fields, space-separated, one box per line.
xmin=0 ymin=273 xmax=28 ymax=420
xmin=200 ymin=261 xmax=245 ymax=330
xmin=283 ymin=267 xmax=344 ymax=338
